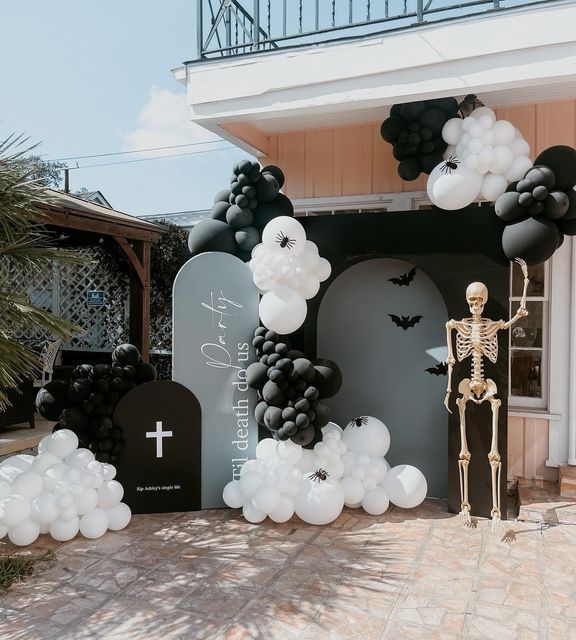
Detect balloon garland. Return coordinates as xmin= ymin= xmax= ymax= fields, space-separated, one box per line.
xmin=0 ymin=429 xmax=131 ymax=546
xmin=380 ymin=97 xmax=460 ymax=180
xmin=427 ymin=106 xmax=533 ymax=209
xmin=223 ymin=417 xmax=427 ymax=525
xmin=249 ymin=216 xmax=332 ymax=334
xmin=35 ymin=344 xmax=156 ymax=463
xmin=187 ymin=160 xmax=294 ymax=261
xmin=495 ymin=145 xmax=576 ymax=264
xmin=247 ymin=327 xmax=342 ymax=447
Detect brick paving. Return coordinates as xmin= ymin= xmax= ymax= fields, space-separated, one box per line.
xmin=1 ymin=499 xmax=575 ymax=639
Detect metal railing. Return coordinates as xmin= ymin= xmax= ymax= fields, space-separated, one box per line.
xmin=193 ymin=0 xmax=557 ymax=61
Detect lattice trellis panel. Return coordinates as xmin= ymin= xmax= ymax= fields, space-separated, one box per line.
xmin=2 ymin=247 xmax=129 ymax=351
xmin=150 ymin=313 xmax=172 ymax=355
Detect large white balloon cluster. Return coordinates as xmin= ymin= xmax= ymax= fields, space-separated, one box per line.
xmin=249 ymin=216 xmax=331 ymax=335
xmin=428 ymin=107 xmax=533 ymax=210
xmin=223 ymin=416 xmax=427 ymax=526
xmin=0 ymin=430 xmax=131 ymax=546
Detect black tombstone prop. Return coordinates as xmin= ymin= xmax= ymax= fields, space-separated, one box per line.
xmin=293 ymin=206 xmax=509 ymax=519
xmin=113 ymin=381 xmax=201 ymax=513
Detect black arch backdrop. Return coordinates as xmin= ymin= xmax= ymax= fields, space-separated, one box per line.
xmin=291 ymin=206 xmax=510 ymax=519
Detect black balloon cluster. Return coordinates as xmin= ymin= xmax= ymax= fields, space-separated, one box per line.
xmin=496 ymin=145 xmax=576 ymax=265
xmin=187 ymin=160 xmax=294 ymax=262
xmin=380 ymin=97 xmax=460 ymax=181
xmin=35 ymin=344 xmax=156 ymax=463
xmin=246 ymin=327 xmax=342 ymax=447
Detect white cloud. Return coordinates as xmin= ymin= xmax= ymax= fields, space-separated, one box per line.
xmin=123 ymin=87 xmax=224 ymax=157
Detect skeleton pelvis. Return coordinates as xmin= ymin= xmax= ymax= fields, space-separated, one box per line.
xmin=458 ymin=377 xmax=497 ymax=402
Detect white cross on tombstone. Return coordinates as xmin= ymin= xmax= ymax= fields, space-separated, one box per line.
xmin=146 ymin=421 xmax=173 ymax=458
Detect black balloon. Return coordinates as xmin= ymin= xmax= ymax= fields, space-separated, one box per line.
xmin=255 ymin=173 xmax=280 ymax=202
xmin=313 ymin=359 xmax=343 ymax=398
xmin=534 ymin=146 xmax=576 ymax=190
xmin=213 ymin=189 xmax=231 ymax=203
xmin=401 ymin=102 xmax=426 ymax=123
xmin=380 ymin=116 xmax=404 ymax=143
xmin=261 ymin=165 xmax=285 ymax=189
xmin=235 ymin=226 xmax=260 ymax=252
xmin=210 ymin=201 xmax=230 ymax=222
xmin=420 ymin=153 xmax=444 ymax=175
xmin=188 ymin=219 xmax=236 ymax=257
xmin=543 ymin=191 xmax=570 ymax=219
xmin=253 ymin=194 xmax=294 ymax=230
xmin=502 ymin=216 xmax=561 ymax=265
xmin=135 ymin=363 xmax=157 ymax=383
xmin=35 ymin=380 xmax=69 ymax=420
xmin=398 ymin=158 xmax=421 ymax=182
xmin=226 ymin=205 xmax=253 ymax=229
xmin=246 ymin=362 xmax=269 ymax=389
xmin=419 ymin=108 xmax=446 ymax=135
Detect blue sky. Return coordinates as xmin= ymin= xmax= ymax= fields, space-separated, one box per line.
xmin=0 ymin=1 xmax=248 ymax=216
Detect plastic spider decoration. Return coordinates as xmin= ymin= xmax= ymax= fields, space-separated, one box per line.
xmin=347 ymin=416 xmax=369 ymax=428
xmin=309 ymin=469 xmax=329 ymax=482
xmin=275 ymin=232 xmax=296 ymax=250
xmin=439 ymin=156 xmax=461 ymax=174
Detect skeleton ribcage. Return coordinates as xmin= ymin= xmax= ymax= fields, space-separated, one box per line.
xmin=456 ymin=323 xmax=498 ymax=364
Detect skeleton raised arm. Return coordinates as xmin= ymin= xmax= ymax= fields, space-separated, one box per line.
xmin=500 ymin=258 xmax=530 ymax=329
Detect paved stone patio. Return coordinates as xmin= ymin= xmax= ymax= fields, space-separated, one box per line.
xmin=0 ymin=499 xmax=575 ymax=639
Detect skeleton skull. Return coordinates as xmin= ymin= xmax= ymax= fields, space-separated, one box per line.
xmin=466 ymin=282 xmax=488 ymax=316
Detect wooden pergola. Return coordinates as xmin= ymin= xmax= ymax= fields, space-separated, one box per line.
xmin=40 ymin=190 xmax=166 ymax=360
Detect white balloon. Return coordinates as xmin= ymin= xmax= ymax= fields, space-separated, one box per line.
xmin=342 ymin=416 xmax=390 ymax=457
xmin=362 ymin=487 xmax=390 ymax=516
xmin=346 ymin=501 xmax=362 ymax=509
xmin=510 ymin=138 xmax=530 ymax=157
xmin=243 ymin=502 xmax=267 ymax=523
xmin=101 ymin=464 xmax=117 ymax=481
xmin=480 ymin=174 xmax=509 ymax=201
xmin=0 ymin=525 xmax=8 ymax=538
xmin=294 ymin=473 xmax=344 ymax=525
xmin=481 ymin=131 xmax=494 ymax=146
xmin=461 ymin=117 xmax=474 ymax=132
xmin=478 ymin=147 xmax=494 ymax=167
xmin=427 ymin=160 xmax=482 ymax=210
xmin=0 ymin=495 xmax=31 ymax=527
xmin=30 ymin=493 xmax=59 ymax=524
xmin=269 ymin=496 xmax=295 ymax=523
xmin=467 ymin=138 xmax=483 ymax=154
xmin=259 ymin=287 xmax=307 ymax=335
xmin=65 ymin=449 xmax=95 ymax=469
xmin=383 ymin=465 xmax=428 ymax=509
xmin=253 ymin=486 xmax=281 ymax=514
xmin=239 ymin=471 xmax=263 ymax=499
xmin=492 ymin=120 xmax=516 ymax=146
xmin=50 ymin=516 xmax=80 ymax=542
xmin=0 ymin=481 xmax=12 ymax=500
xmin=442 ymin=118 xmax=463 ymax=145
xmin=97 ymin=481 xmax=124 ymax=509
xmin=75 ymin=488 xmax=99 ymax=515
xmin=37 ymin=436 xmax=51 ymax=455
xmin=362 ymin=477 xmax=378 ymax=492
xmin=31 ymin=453 xmax=61 ymax=475
xmin=469 ymin=123 xmax=483 ymax=139
xmin=106 ymin=503 xmax=131 ymax=531
xmin=38 ymin=523 xmax=50 ymax=534
xmin=315 ymin=258 xmax=332 ymax=282
xmin=296 ymin=448 xmax=315 ymax=473
xmin=255 ymin=438 xmax=278 ymax=460
xmin=9 ymin=519 xmax=41 ymax=546
xmin=464 ymin=154 xmax=479 ymax=171
xmin=12 ymin=472 xmax=43 ymax=499
xmin=298 ymin=278 xmax=320 ymax=300
xmin=46 ymin=430 xmax=79 ymax=459
xmin=490 ymin=146 xmax=514 ymax=174
xmin=505 ymin=155 xmax=533 ymax=182
xmin=322 ymin=422 xmax=343 ymax=438
xmin=223 ymin=480 xmax=245 ymax=508
xmin=0 ymin=454 xmax=33 ymax=471
xmin=341 ymin=477 xmax=365 ymax=505
xmin=470 ymin=106 xmax=496 ymax=123
xmin=79 ymin=508 xmax=109 ymax=539
xmin=277 ymin=440 xmax=302 ymax=464
xmin=262 ymin=217 xmax=306 ymax=256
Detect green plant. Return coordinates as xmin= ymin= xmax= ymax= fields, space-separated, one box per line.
xmin=0 ymin=555 xmax=35 ymax=590
xmin=0 ymin=134 xmax=80 ymax=409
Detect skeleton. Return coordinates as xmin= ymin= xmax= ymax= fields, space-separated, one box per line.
xmin=445 ymin=258 xmax=529 ymax=530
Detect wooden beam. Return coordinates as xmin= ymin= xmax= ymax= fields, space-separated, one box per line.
xmin=114 ymin=237 xmax=146 ymax=286
xmin=220 ymin=122 xmax=270 ymax=156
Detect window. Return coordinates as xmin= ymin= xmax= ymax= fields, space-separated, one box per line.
xmin=509 ymin=262 xmax=549 ymax=410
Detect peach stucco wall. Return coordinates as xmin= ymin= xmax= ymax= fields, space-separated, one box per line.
xmin=260 ymin=100 xmax=576 ymax=480
xmin=261 ymin=100 xmax=576 ymax=200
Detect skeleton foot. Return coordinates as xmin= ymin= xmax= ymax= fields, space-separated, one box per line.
xmin=458 ymin=505 xmax=471 ymax=526
xmin=490 ymin=510 xmax=503 ymax=533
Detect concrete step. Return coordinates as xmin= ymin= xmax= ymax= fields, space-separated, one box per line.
xmin=559 ymin=464 xmax=576 ymax=498
xmin=517 ymin=478 xmax=576 ymax=524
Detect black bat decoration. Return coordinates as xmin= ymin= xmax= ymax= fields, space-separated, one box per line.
xmin=425 ymin=362 xmax=448 ymax=376
xmin=388 ymin=267 xmax=417 ymax=287
xmin=388 ymin=314 xmax=423 ymax=330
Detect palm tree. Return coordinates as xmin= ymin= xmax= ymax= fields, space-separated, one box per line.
xmin=0 ymin=134 xmax=79 ymax=409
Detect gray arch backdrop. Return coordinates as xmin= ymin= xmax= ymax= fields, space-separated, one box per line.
xmin=317 ymin=258 xmax=449 ymax=498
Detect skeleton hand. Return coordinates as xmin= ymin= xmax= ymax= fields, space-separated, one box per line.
xmin=444 ymin=392 xmax=452 ymax=414
xmin=447 ymin=356 xmax=456 ymax=366
xmin=514 ymin=257 xmax=528 ymax=279
xmin=518 ymin=308 xmax=529 ymax=317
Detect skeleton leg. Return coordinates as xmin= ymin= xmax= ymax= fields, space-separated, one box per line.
xmin=486 ymin=380 xmax=502 ymax=532
xmin=456 ymin=380 xmax=472 ymax=525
